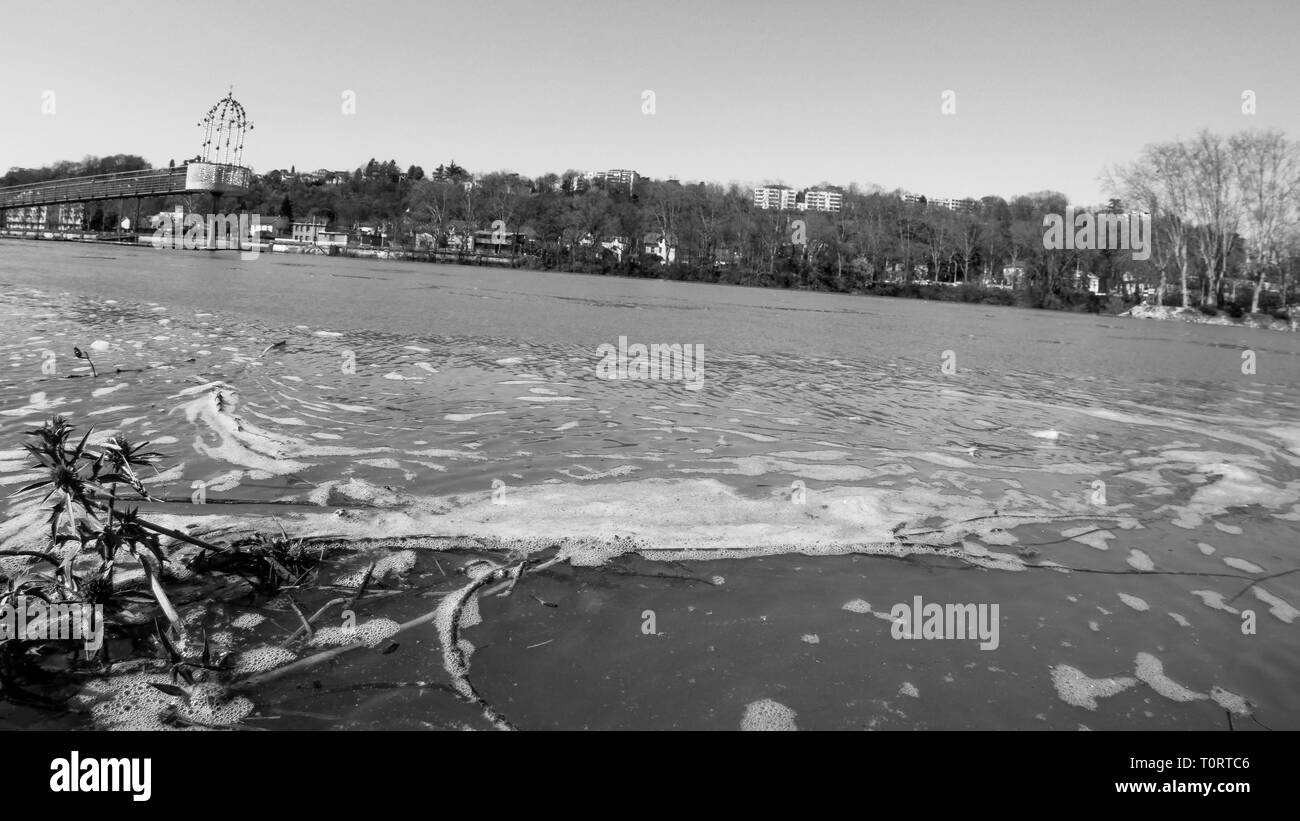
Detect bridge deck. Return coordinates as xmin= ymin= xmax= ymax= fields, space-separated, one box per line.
xmin=0 ymin=163 xmax=251 ymax=209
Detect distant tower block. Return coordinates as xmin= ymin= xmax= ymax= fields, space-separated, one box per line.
xmin=188 ymin=89 xmax=254 ymax=195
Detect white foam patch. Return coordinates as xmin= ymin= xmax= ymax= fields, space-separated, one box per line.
xmin=335 ymin=550 xmax=416 ymax=586
xmin=246 ymin=477 xmax=1046 ymax=563
xmin=1222 ymin=556 xmax=1263 ymax=574
xmin=1209 ymin=686 xmax=1252 ymax=716
xmin=740 ymin=698 xmax=798 ymax=731
xmin=1126 ymin=549 xmax=1155 ymax=571
xmin=445 ymin=411 xmax=505 ymax=422
xmin=1117 ymin=593 xmax=1150 ymax=612
xmin=76 ymin=673 xmax=254 ymax=730
xmin=1135 ymin=652 xmax=1207 ymax=703
xmin=92 ymin=383 xmax=128 ymax=398
xmin=310 ymin=618 xmax=401 ymax=649
xmin=801 ymin=634 xmax=819 ymax=644
xmin=233 ymin=645 xmax=296 ymax=674
xmin=1252 ymin=587 xmax=1298 ymax=623
xmin=557 ymin=465 xmax=639 ymax=480
xmin=230 ymin=612 xmax=266 ymax=629
xmin=899 ymin=682 xmax=920 ymax=698
xmin=1050 ymin=664 xmax=1137 ymax=710
xmin=174 ymin=382 xmax=313 ymax=475
xmin=0 ymin=391 xmax=66 ymax=417
xmin=1191 ymin=590 xmax=1240 ymax=615
xmin=842 ymin=599 xmax=872 ymax=614
xmin=1168 ymin=612 xmax=1190 ymax=627
xmin=1062 ymin=526 xmax=1113 ymax=551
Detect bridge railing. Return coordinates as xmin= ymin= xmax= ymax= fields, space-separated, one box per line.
xmin=0 ymin=167 xmax=192 ymax=209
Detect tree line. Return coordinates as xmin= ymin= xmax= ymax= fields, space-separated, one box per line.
xmin=7 ymin=131 xmax=1299 ymax=316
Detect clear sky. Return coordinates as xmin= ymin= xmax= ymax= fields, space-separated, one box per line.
xmin=1 ymin=0 xmax=1297 ymax=204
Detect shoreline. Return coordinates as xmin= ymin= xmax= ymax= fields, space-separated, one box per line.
xmin=1120 ymin=303 xmax=1298 ymax=333
xmin=5 ymin=231 xmax=1297 ymax=332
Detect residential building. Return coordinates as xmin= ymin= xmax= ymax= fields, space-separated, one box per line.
xmin=642 ymin=231 xmax=678 ymax=264
xmin=291 ymin=218 xmax=329 ymax=244
xmin=754 ymin=186 xmax=797 ymax=210
xmin=801 ymin=189 xmax=843 ymax=213
xmin=4 ymin=203 xmax=85 ymax=231
xmin=591 ymin=168 xmax=638 ymax=192
xmin=900 ymin=193 xmax=977 ymax=213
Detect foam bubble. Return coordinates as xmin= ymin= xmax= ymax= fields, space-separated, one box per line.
xmin=230 ymin=612 xmax=266 ymax=630
xmin=1117 ymin=593 xmax=1149 ymax=612
xmin=1191 ymin=590 xmax=1239 ymax=615
xmin=232 ymin=645 xmax=296 ymax=674
xmin=80 ymin=672 xmax=253 ymax=730
xmin=1050 ymin=664 xmax=1137 ymax=710
xmin=1222 ymin=556 xmax=1263 ymax=573
xmin=1251 ymin=587 xmax=1298 ymax=623
xmin=1126 ymin=549 xmax=1155 ymax=571
xmin=740 ymin=698 xmax=798 ymax=731
xmin=1135 ymin=652 xmax=1207 ymax=703
xmin=310 ymin=618 xmax=401 ymax=649
xmin=1209 ymin=686 xmax=1251 ymax=716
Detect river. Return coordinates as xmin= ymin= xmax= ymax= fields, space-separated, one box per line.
xmin=1 ymin=238 xmax=1298 ymax=729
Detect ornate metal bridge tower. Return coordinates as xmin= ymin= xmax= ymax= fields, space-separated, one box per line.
xmin=188 ymin=89 xmax=255 ymax=205
xmin=0 ymin=90 xmax=255 ymax=237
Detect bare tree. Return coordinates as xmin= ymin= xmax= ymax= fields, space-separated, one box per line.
xmin=1107 ymin=142 xmax=1196 ymax=307
xmin=1231 ymin=130 xmax=1300 ymax=313
xmin=1185 ymin=131 xmax=1242 ymax=308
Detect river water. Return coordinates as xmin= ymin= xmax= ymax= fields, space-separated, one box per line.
xmin=2 ymin=239 xmax=1298 ymax=729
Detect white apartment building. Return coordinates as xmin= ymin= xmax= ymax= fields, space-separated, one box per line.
xmin=754 ymin=186 xmax=797 ymax=210
xmin=801 ymin=189 xmax=843 ymax=213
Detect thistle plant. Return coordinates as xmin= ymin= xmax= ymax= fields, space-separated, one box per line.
xmin=5 ymin=416 xmax=216 ymax=631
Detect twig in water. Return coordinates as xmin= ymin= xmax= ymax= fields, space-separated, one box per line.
xmin=285 ymin=595 xmax=313 ymax=643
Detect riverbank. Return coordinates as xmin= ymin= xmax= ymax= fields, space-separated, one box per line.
xmin=1 ymin=230 xmax=1134 ymax=316
xmin=1121 ymin=303 xmax=1298 ymax=333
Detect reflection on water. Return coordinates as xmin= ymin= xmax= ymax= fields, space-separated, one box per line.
xmin=1 ymin=240 xmax=1298 ymax=729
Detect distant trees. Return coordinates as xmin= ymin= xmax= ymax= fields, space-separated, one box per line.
xmin=0 ymin=154 xmax=150 ymax=186
xmin=10 ymin=130 xmax=1300 ymax=314
xmin=1109 ymin=129 xmax=1300 ymax=311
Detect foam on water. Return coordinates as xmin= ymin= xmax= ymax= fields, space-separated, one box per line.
xmin=1209 ymin=686 xmax=1252 ymax=716
xmin=1134 ymin=652 xmax=1207 ymax=703
xmin=740 ymin=698 xmax=798 ymax=731
xmin=76 ymin=672 xmax=254 ymax=730
xmin=1251 ymin=587 xmax=1299 ymax=623
xmin=1222 ymin=556 xmax=1264 ymax=573
xmin=232 ymin=646 xmax=296 ymax=674
xmin=1049 ymin=664 xmax=1137 ymax=710
xmin=1118 ymin=593 xmax=1150 ymax=612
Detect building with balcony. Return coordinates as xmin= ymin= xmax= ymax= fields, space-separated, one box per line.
xmin=801 ymin=189 xmax=843 ymax=213
xmin=754 ymin=186 xmax=797 ymax=210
